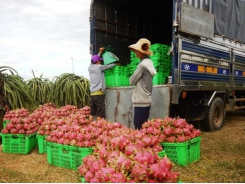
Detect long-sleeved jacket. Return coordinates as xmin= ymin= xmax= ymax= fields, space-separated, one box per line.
xmin=88 ymin=63 xmax=116 ymax=93
xmin=130 ymin=58 xmax=156 ymax=107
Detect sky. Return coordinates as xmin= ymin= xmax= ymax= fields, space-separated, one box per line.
xmin=0 ymin=0 xmax=92 ymax=81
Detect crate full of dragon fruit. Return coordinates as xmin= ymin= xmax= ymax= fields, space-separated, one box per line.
xmin=46 ymin=141 xmax=93 ymax=170
xmin=160 ymin=136 xmax=201 ymax=166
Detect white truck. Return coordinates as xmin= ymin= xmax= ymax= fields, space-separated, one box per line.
xmin=89 ymin=0 xmax=245 ymax=131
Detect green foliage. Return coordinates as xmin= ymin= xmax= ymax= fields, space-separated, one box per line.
xmin=0 ymin=66 xmax=18 ymax=75
xmin=0 ymin=67 xmax=90 ymax=110
xmin=4 ymin=75 xmax=37 ymax=110
xmin=50 ymin=73 xmax=90 ymax=108
xmin=26 ymin=70 xmax=53 ymax=105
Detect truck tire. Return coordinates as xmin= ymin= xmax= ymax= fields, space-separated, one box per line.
xmin=202 ymin=97 xmax=225 ymax=131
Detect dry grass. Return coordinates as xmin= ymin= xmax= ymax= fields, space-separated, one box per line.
xmin=173 ymin=110 xmax=245 ymax=183
xmin=0 ymin=110 xmax=245 ymax=183
xmin=0 ymin=146 xmax=80 ymax=183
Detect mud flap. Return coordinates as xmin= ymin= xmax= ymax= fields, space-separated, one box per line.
xmin=185 ymin=106 xmax=208 ymax=122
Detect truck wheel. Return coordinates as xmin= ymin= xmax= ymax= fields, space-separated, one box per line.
xmin=202 ymin=97 xmax=225 ymax=131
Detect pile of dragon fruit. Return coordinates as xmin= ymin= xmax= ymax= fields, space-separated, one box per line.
xmin=1 ymin=103 xmax=202 ymax=183
xmin=2 ymin=108 xmax=38 ymax=134
xmin=78 ymin=121 xmax=179 ymax=183
xmin=1 ymin=103 xmax=90 ymax=135
xmin=141 ymin=117 xmax=201 ymax=143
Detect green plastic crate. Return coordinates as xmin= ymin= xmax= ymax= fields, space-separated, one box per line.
xmin=80 ymin=177 xmax=86 ymax=183
xmin=189 ymin=136 xmax=201 ymax=163
xmin=104 ymin=69 xmax=114 ymax=87
xmin=105 ymin=66 xmax=126 ymax=87
xmin=36 ymin=134 xmax=48 ymax=154
xmin=158 ymin=150 xmax=166 ymax=158
xmin=46 ymin=141 xmax=93 ymax=170
xmin=0 ymin=133 xmax=37 ymax=154
xmin=160 ymin=136 xmax=201 ymax=166
xmin=160 ymin=141 xmax=189 ymax=166
xmin=3 ymin=120 xmax=10 ymax=128
xmin=113 ymin=66 xmax=124 ymax=87
xmin=153 ymin=71 xmax=166 ymax=85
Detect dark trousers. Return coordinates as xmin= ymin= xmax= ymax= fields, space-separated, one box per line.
xmin=90 ymin=95 xmax=106 ymax=118
xmin=134 ymin=106 xmax=151 ymax=130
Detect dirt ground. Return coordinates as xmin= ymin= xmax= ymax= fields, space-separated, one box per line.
xmin=0 ymin=110 xmax=245 ymax=183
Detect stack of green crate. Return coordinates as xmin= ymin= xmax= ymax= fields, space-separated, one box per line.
xmin=150 ymin=44 xmax=171 ymax=85
xmin=113 ymin=66 xmax=124 ymax=86
xmin=121 ymin=66 xmax=130 ymax=86
xmin=127 ymin=44 xmax=171 ymax=86
xmin=105 ymin=66 xmax=126 ymax=87
xmin=130 ymin=51 xmax=140 ymax=70
xmin=104 ymin=44 xmax=171 ymax=87
xmin=123 ymin=51 xmax=139 ymax=85
xmin=104 ymin=69 xmax=114 ymax=87
xmin=124 ymin=52 xmax=140 ymax=85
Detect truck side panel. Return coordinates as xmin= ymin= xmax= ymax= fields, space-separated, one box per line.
xmin=179 ymin=38 xmax=230 ymax=85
